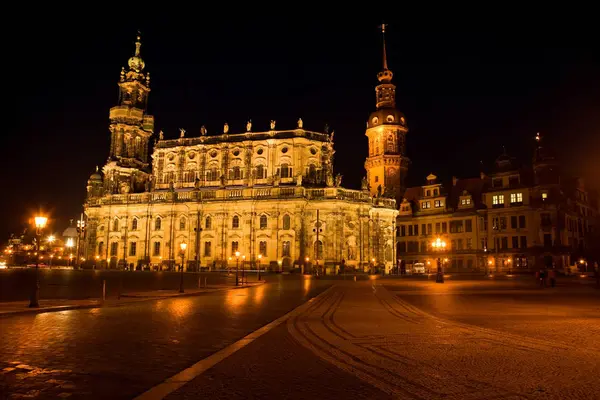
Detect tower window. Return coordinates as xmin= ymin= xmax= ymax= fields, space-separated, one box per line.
xmin=155 ymin=217 xmax=162 ymax=230
xmin=386 ymin=135 xmax=395 ymax=152
xmin=372 ymin=117 xmax=379 ymax=124
xmin=386 ymin=115 xmax=395 ymax=122
xmin=283 ymin=214 xmax=291 ymax=230
xmin=260 ymin=215 xmax=268 ymax=229
xmin=232 ymin=215 xmax=240 ymax=229
xmin=205 ymin=216 xmax=212 ymax=229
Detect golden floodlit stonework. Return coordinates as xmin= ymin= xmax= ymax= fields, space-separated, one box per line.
xmin=83 ymin=33 xmax=399 ymax=272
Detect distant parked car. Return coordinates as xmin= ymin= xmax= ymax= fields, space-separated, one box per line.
xmin=412 ymin=263 xmax=426 ymax=274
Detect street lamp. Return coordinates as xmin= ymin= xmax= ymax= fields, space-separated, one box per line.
xmin=304 ymin=256 xmax=309 ymax=275
xmin=235 ymin=251 xmax=241 ymax=286
xmin=29 ymin=215 xmax=48 ymax=308
xmin=431 ymin=237 xmax=447 ymax=283
xmin=257 ymin=254 xmax=262 ymax=280
xmin=242 ymin=255 xmax=246 ymax=285
xmin=76 ymin=215 xmax=86 ymax=270
xmin=179 ymin=242 xmax=187 ymax=293
xmin=47 ymin=235 xmax=55 ymax=267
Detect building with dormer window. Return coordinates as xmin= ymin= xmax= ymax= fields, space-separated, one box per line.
xmin=396 ymin=138 xmax=598 ymax=273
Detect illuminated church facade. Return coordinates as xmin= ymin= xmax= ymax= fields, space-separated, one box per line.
xmin=83 ymin=33 xmax=400 ymax=271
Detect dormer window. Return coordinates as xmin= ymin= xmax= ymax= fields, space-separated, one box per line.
xmin=433 ymin=189 xmax=439 ymax=196
xmin=426 ymin=190 xmax=431 ymax=197
xmin=461 ymin=198 xmax=472 ymax=206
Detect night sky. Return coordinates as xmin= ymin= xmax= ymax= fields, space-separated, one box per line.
xmin=3 ymin=16 xmax=599 ymax=240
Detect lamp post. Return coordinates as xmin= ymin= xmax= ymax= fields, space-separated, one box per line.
xmin=179 ymin=242 xmax=187 ymax=293
xmin=257 ymin=254 xmax=262 ymax=280
xmin=304 ymin=256 xmax=309 ymax=275
xmin=66 ymin=238 xmax=74 ymax=266
xmin=235 ymin=251 xmax=240 ymax=286
xmin=242 ymin=255 xmax=246 ymax=285
xmin=76 ymin=214 xmax=86 ymax=270
xmin=431 ymin=237 xmax=447 ymax=283
xmin=47 ymin=235 xmax=55 ymax=267
xmin=29 ymin=215 xmax=48 ymax=308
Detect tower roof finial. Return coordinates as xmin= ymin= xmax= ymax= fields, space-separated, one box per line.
xmin=128 ymin=30 xmax=145 ymax=72
xmin=381 ymin=23 xmax=388 ymax=71
xmin=377 ymin=24 xmax=393 ymax=83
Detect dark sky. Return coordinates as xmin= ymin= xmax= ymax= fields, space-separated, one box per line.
xmin=3 ymin=16 xmax=600 ymax=240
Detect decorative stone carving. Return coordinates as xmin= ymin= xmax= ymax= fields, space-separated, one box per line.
xmin=246 ymin=120 xmax=252 ymax=132
xmin=297 ymin=118 xmax=303 ymax=129
xmin=270 ymin=120 xmax=276 ymax=130
xmin=200 ymin=125 xmax=207 ymax=136
xmin=223 ymin=122 xmax=229 ymax=134
xmin=179 ymin=128 xmax=186 ymax=138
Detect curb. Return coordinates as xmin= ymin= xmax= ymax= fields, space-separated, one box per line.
xmin=0 ymin=282 xmax=266 ymax=317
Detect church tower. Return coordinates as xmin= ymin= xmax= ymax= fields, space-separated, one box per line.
xmin=364 ymin=25 xmax=409 ymax=204
xmin=103 ymin=32 xmax=154 ymax=194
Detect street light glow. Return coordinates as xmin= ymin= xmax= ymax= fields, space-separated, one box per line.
xmin=180 ymin=242 xmax=187 ymax=251
xmin=34 ymin=216 xmax=48 ymax=229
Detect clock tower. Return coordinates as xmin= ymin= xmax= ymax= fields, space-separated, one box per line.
xmin=364 ymin=25 xmax=409 ymax=205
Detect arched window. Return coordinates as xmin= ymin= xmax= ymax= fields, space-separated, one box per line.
xmin=232 ymin=215 xmax=239 ymax=229
xmin=98 ymin=242 xmax=105 ymax=256
xmin=434 ymin=189 xmax=439 ymax=196
xmin=308 ymin=164 xmax=316 ymax=181
xmin=260 ymin=215 xmax=267 ymax=229
xmin=426 ymin=190 xmax=431 ymax=197
xmin=205 ymin=216 xmax=212 ymax=229
xmin=256 ymin=165 xmax=265 ymax=179
xmin=155 ymin=217 xmax=162 ymax=230
xmin=179 ymin=217 xmax=186 ymax=230
xmin=131 ymin=218 xmax=138 ymax=231
xmin=259 ymin=241 xmax=267 ymax=256
xmin=231 ymin=166 xmax=241 ymax=180
xmin=280 ymin=163 xmax=290 ymax=178
xmin=386 ymin=135 xmax=395 ymax=152
xmin=283 ymin=214 xmax=291 ymax=230
xmin=314 ymin=240 xmax=323 ymax=260
xmin=113 ymin=219 xmax=119 ymax=231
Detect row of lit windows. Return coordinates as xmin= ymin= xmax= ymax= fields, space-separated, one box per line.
xmin=100 ymin=240 xmax=294 ymax=258
xmin=105 ymin=214 xmax=294 ymax=232
xmin=421 ymin=199 xmax=444 ymax=209
xmin=492 ymin=192 xmax=523 ymax=206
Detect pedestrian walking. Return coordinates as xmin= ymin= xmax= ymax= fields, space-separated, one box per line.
xmin=539 ymin=268 xmax=546 ymax=288
xmin=548 ymin=268 xmax=556 ymax=288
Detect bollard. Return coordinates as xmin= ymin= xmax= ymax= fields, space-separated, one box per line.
xmin=353 ymin=275 xmax=356 ymax=282
xmin=198 ymin=276 xmax=201 ymax=289
xmin=204 ymin=277 xmax=207 ymax=288
xmin=102 ymin=280 xmax=106 ymax=302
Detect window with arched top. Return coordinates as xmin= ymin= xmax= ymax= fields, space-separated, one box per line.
xmin=434 ymin=189 xmax=439 ymax=196
xmin=386 ymin=135 xmax=395 ymax=152
xmin=280 ymin=163 xmax=290 ymax=178
xmin=113 ymin=219 xmax=119 ymax=231
xmin=283 ymin=214 xmax=291 ymax=230
xmin=256 ymin=165 xmax=265 ymax=179
xmin=131 ymin=218 xmax=138 ymax=231
xmin=230 ymin=166 xmax=241 ymax=180
xmin=179 ymin=217 xmax=186 ymax=230
xmin=313 ymin=240 xmax=323 ymax=260
xmin=426 ymin=190 xmax=431 ymax=197
xmin=205 ymin=216 xmax=212 ymax=229
xmin=260 ymin=215 xmax=267 ymax=229
xmin=232 ymin=215 xmax=240 ymax=229
xmin=155 ymin=217 xmax=162 ymax=230
xmin=308 ymin=164 xmax=317 ymax=181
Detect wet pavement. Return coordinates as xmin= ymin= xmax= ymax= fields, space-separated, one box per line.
xmin=2 ymin=276 xmax=599 ymax=399
xmin=0 ymin=275 xmax=331 ymax=399
xmin=0 ymin=269 xmax=256 ymax=301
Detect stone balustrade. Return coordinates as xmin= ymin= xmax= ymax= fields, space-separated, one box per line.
xmin=87 ymin=186 xmax=396 ymax=209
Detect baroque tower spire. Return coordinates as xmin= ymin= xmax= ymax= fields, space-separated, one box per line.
xmin=364 ymin=24 xmax=410 ymax=205
xmin=103 ymin=31 xmax=155 ymax=195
